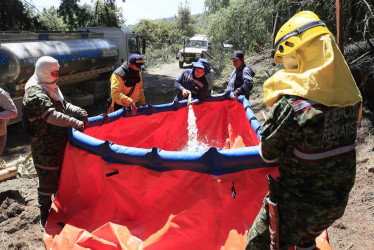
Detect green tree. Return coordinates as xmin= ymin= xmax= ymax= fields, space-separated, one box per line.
xmin=38 ymin=7 xmax=68 ymax=30
xmin=175 ymin=0 xmax=196 ymax=38
xmin=207 ymin=0 xmax=273 ymax=52
xmin=0 ymin=0 xmax=44 ymax=30
xmin=204 ymin=0 xmax=230 ymax=13
xmin=58 ymin=0 xmax=124 ymax=30
xmin=205 ymin=0 xmax=373 ymax=53
xmin=58 ymin=0 xmax=88 ymax=29
xmin=135 ymin=19 xmax=181 ymax=50
xmin=93 ymin=0 xmax=125 ymax=27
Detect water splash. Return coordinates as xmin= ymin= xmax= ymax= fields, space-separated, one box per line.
xmin=183 ymin=105 xmax=209 ymax=151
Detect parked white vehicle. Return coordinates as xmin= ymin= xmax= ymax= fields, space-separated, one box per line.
xmin=176 ymin=34 xmax=212 ymax=68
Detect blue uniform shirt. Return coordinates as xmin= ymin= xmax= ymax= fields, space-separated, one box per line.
xmin=174 ymin=69 xmax=209 ymax=102
xmin=227 ymin=64 xmax=254 ymax=97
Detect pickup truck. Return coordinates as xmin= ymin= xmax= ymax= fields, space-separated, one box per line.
xmin=176 ymin=34 xmax=211 ymax=68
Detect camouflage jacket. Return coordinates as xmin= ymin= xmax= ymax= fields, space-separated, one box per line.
xmin=23 ymin=86 xmax=68 ymax=157
xmin=260 ymin=95 xmax=360 ymax=203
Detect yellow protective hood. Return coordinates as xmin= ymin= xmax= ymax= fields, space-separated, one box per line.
xmin=264 ymin=34 xmax=362 ymax=108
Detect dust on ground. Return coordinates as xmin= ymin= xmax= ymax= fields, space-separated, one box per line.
xmin=1 ymin=55 xmax=374 ymax=249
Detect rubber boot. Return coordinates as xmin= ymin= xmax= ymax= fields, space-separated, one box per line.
xmin=39 ymin=207 xmax=50 ymax=232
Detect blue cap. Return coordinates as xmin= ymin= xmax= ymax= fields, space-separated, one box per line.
xmin=198 ymin=58 xmax=211 ymax=74
xmin=192 ymin=61 xmax=205 ymax=69
xmin=198 ymin=58 xmax=209 ymax=65
xmin=128 ymin=54 xmax=145 ymax=69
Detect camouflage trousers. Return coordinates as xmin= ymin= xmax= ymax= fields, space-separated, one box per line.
xmin=245 ymin=192 xmax=348 ymax=249
xmin=31 ymin=137 xmax=66 ymax=210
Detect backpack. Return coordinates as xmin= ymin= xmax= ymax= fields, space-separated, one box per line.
xmin=21 ymin=105 xmax=34 ymax=137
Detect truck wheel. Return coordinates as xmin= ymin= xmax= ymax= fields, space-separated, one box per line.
xmin=179 ymin=62 xmax=184 ymax=68
xmin=66 ymin=92 xmax=94 ymax=107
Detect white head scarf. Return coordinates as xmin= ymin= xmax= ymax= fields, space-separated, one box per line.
xmin=25 ymin=56 xmax=64 ymax=101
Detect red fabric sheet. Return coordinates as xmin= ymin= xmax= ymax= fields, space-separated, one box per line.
xmin=84 ymin=100 xmax=259 ymax=149
xmin=44 ymin=148 xmax=278 ymax=249
xmin=43 ymin=100 xmax=277 ymax=249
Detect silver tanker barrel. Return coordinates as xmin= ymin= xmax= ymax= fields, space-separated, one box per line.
xmin=0 ymin=38 xmax=119 ymax=95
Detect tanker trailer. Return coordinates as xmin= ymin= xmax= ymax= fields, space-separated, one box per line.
xmin=0 ymin=28 xmax=143 ymax=124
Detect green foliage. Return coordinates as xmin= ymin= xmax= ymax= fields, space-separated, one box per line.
xmin=57 ymin=0 xmax=124 ymax=30
xmin=204 ymin=0 xmax=230 ymax=13
xmin=135 ymin=19 xmax=181 ymax=52
xmin=143 ymin=47 xmax=177 ymax=68
xmin=208 ymin=43 xmax=233 ymax=77
xmin=38 ymin=7 xmax=68 ymax=31
xmin=194 ymin=13 xmax=209 ymax=33
xmin=93 ymin=0 xmax=125 ymax=27
xmin=343 ymin=0 xmax=374 ymax=41
xmin=207 ymin=0 xmax=273 ymax=53
xmin=0 ymin=0 xmax=44 ymax=30
xmin=175 ymin=0 xmax=196 ymax=38
xmin=205 ymin=0 xmax=373 ymax=54
xmin=57 ymin=0 xmax=84 ymax=30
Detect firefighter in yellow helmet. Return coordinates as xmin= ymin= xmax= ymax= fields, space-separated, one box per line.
xmin=245 ymin=11 xmax=362 ymax=249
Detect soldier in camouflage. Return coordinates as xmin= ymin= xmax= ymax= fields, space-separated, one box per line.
xmin=245 ymin=12 xmax=362 ymax=249
xmin=23 ymin=56 xmax=88 ymax=231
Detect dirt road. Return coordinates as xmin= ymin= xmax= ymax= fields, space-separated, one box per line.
xmin=142 ymin=61 xmax=189 ymax=105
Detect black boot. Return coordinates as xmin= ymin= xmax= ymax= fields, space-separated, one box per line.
xmin=39 ymin=207 xmax=50 ymax=232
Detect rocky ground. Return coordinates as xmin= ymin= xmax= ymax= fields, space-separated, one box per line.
xmin=1 ymin=52 xmax=373 ymax=249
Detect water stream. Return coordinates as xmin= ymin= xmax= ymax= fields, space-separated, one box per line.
xmin=183 ymin=105 xmax=209 ymax=152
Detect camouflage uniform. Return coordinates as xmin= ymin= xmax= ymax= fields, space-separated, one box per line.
xmin=23 ymin=86 xmax=72 ymax=210
xmin=246 ymin=95 xmax=360 ymax=249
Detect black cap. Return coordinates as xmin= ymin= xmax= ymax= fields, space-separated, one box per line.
xmin=231 ymin=50 xmax=244 ymax=60
xmin=128 ymin=54 xmax=145 ymax=69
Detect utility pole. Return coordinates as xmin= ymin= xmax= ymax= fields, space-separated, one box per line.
xmin=336 ymin=0 xmax=343 ymax=51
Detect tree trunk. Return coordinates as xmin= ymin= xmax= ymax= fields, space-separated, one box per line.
xmin=271 ymin=11 xmax=279 ymax=47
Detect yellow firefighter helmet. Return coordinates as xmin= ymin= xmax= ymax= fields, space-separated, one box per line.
xmin=271 ymin=11 xmax=334 ymax=63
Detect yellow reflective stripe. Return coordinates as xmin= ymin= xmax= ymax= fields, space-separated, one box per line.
xmin=135 ymin=60 xmax=144 ymax=63
xmin=293 ymin=144 xmax=355 ymax=160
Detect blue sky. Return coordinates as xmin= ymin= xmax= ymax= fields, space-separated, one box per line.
xmin=28 ymin=0 xmax=206 ymax=25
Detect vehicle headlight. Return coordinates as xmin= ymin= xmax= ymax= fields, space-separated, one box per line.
xmin=196 ymin=53 xmax=201 ymax=58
